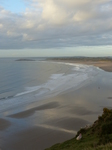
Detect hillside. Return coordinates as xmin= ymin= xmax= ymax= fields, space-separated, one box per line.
xmin=45 ymin=108 xmax=112 ymax=150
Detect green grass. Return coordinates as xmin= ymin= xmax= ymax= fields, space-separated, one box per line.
xmin=45 ymin=108 xmax=112 ymax=150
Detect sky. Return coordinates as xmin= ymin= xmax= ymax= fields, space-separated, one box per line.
xmin=0 ymin=0 xmax=112 ymax=57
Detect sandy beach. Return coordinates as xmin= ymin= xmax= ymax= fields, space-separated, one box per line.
xmin=50 ymin=59 xmax=112 ymax=72
xmin=75 ymin=61 xmax=112 ymax=72
xmin=0 ymin=60 xmax=112 ymax=150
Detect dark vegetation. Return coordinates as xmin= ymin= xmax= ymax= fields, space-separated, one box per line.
xmin=49 ymin=56 xmax=112 ymax=62
xmin=45 ymin=108 xmax=112 ymax=150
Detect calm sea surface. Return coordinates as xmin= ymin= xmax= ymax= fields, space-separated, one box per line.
xmin=0 ymin=57 xmax=111 ymax=113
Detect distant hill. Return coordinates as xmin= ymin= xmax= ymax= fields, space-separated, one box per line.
xmin=16 ymin=58 xmax=35 ymax=61
xmin=48 ymin=56 xmax=112 ymax=61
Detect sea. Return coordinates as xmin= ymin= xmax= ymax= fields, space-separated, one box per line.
xmin=0 ymin=57 xmax=110 ymax=114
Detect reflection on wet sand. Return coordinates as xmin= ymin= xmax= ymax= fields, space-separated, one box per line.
xmin=43 ymin=117 xmax=90 ymax=131
xmin=69 ymin=106 xmax=99 ymax=116
xmin=1 ymin=70 xmax=112 ymax=150
xmin=37 ymin=124 xmax=76 ymax=134
xmin=3 ymin=126 xmax=74 ymax=150
xmin=8 ymin=102 xmax=59 ymax=118
xmin=0 ymin=118 xmax=11 ymax=131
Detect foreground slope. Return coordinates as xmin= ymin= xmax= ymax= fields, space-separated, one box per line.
xmin=46 ymin=108 xmax=112 ymax=150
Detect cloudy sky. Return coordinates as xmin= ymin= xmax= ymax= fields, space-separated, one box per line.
xmin=0 ymin=0 xmax=112 ymax=57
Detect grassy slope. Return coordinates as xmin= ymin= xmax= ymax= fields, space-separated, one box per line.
xmin=45 ymin=108 xmax=112 ymax=150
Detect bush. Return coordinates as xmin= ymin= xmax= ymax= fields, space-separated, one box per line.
xmin=101 ymin=122 xmax=112 ymax=135
xmin=102 ymin=108 xmax=112 ymax=118
xmin=98 ymin=135 xmax=111 ymax=145
xmin=98 ymin=116 xmax=103 ymax=122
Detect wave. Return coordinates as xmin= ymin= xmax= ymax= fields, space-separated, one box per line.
xmin=0 ymin=62 xmax=100 ymax=113
xmin=0 ymin=95 xmax=14 ymax=101
xmin=15 ymin=63 xmax=98 ymax=98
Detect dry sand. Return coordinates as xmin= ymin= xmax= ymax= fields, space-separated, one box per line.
xmin=50 ymin=59 xmax=112 ymax=72
xmin=75 ymin=60 xmax=112 ymax=72
xmin=0 ymin=60 xmax=112 ymax=150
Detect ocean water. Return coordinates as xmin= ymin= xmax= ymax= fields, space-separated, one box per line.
xmin=0 ymin=58 xmax=101 ymax=113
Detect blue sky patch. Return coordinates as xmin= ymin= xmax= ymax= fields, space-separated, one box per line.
xmin=0 ymin=0 xmax=26 ymax=13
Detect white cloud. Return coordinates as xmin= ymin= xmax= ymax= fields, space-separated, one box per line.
xmin=0 ymin=0 xmax=112 ymax=49
xmin=7 ymin=30 xmax=20 ymax=37
xmin=22 ymin=33 xmax=33 ymax=41
xmin=73 ymin=11 xmax=94 ymax=22
xmin=0 ymin=23 xmax=3 ymax=28
xmin=20 ymin=20 xmax=35 ymax=29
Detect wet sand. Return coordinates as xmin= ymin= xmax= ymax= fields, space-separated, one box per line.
xmin=0 ymin=118 xmax=11 ymax=131
xmin=8 ymin=102 xmax=59 ymax=119
xmin=5 ymin=126 xmax=74 ymax=150
xmin=1 ymin=61 xmax=112 ymax=150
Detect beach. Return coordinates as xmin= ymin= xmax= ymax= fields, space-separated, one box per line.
xmin=77 ymin=61 xmax=112 ymax=72
xmin=0 ymin=59 xmax=112 ymax=150
xmin=49 ymin=58 xmax=112 ymax=72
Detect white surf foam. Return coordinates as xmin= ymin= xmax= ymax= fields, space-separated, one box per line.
xmin=0 ymin=63 xmax=100 ymax=113
xmin=14 ymin=63 xmax=98 ymax=99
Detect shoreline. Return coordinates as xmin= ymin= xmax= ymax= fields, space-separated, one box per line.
xmin=1 ymin=59 xmax=112 ymax=150
xmin=48 ymin=58 xmax=112 ymax=72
